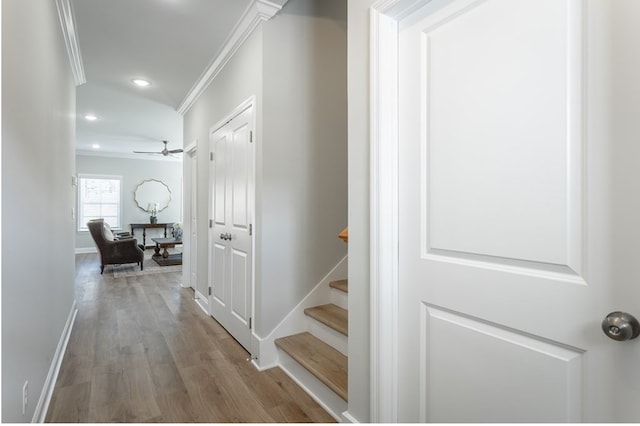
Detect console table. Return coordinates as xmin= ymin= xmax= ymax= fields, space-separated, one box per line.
xmin=130 ymin=223 xmax=173 ymax=247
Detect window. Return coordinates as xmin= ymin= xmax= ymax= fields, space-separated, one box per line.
xmin=78 ymin=174 xmax=122 ymax=231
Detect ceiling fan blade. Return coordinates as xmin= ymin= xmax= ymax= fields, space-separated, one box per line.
xmin=168 ymin=149 xmax=184 ymax=154
xmin=133 ymin=151 xmax=162 ymax=154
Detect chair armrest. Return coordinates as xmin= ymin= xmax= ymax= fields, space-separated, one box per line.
xmin=104 ymin=238 xmax=144 ymax=260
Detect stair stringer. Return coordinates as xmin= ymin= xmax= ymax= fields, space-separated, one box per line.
xmin=251 ymin=255 xmax=348 ymax=371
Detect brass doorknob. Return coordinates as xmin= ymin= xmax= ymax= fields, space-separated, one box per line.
xmin=601 ymin=311 xmax=640 ymax=341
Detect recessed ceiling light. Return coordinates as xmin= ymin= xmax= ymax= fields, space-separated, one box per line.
xmin=92 ymin=144 xmax=100 ymax=149
xmin=84 ymin=114 xmax=98 ymax=121
xmin=132 ymin=79 xmax=151 ymax=87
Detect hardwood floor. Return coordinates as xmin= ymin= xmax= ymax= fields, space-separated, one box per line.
xmin=45 ymin=253 xmax=335 ymax=423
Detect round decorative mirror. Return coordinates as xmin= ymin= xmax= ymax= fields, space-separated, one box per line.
xmin=134 ymin=179 xmax=172 ymax=213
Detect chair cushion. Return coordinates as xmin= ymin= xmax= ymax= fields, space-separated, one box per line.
xmin=103 ymin=223 xmax=115 ymax=241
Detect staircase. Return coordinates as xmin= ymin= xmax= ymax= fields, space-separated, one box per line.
xmin=275 ymin=229 xmax=349 ymax=421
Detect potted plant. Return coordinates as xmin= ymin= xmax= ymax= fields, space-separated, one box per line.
xmin=147 ymin=203 xmax=159 ymax=224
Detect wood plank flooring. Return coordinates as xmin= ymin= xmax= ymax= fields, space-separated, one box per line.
xmin=45 ymin=253 xmax=335 ymax=423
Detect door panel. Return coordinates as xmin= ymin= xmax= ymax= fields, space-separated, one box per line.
xmin=395 ymin=0 xmax=639 ymax=421
xmin=209 ymin=104 xmax=254 ymax=352
xmin=420 ymin=306 xmax=582 ymax=422
xmin=214 ymin=134 xmax=227 ymax=226
xmin=231 ymin=123 xmax=250 ymax=229
xmin=212 ymin=242 xmax=226 ymax=305
xmin=231 ymin=248 xmax=249 ymax=322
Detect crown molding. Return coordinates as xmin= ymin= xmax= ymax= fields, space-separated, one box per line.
xmin=76 ymin=150 xmax=182 ymax=162
xmin=176 ymin=0 xmax=287 ymax=115
xmin=55 ymin=0 xmax=86 ymax=86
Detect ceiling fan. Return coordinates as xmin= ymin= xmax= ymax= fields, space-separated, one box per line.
xmin=134 ymin=140 xmax=183 ymax=156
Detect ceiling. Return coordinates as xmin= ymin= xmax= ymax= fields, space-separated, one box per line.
xmin=72 ymin=0 xmax=253 ymax=160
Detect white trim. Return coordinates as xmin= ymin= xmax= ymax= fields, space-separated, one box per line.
xmin=184 ymin=140 xmax=198 ymax=154
xmin=177 ymin=0 xmax=287 ymax=115
xmin=210 ymin=96 xmax=257 ymax=134
xmin=76 ymin=150 xmax=183 ymax=162
xmin=183 ymin=139 xmax=198 ymax=291
xmin=54 ymin=0 xmax=85 ymax=86
xmin=75 ymin=247 xmax=97 ymax=254
xmin=341 ymin=411 xmax=362 ymax=423
xmin=370 ymin=0 xmax=434 ymax=422
xmin=32 ymin=301 xmax=78 ymax=423
xmin=194 ymin=290 xmax=209 ymax=314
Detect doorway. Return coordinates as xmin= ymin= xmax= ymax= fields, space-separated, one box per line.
xmin=208 ymin=99 xmax=255 ymax=352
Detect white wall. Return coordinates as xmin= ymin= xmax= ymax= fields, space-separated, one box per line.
xmin=259 ymin=0 xmax=347 ymax=335
xmin=347 ymin=0 xmax=374 ymax=422
xmin=75 ymin=155 xmax=183 ymax=250
xmin=1 ymin=0 xmax=77 ymax=421
xmin=183 ymin=27 xmax=264 ymax=303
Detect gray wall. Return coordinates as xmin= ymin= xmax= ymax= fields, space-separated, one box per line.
xmin=183 ymin=0 xmax=347 ymax=338
xmin=76 ymin=155 xmax=183 ymax=250
xmin=2 ymin=0 xmax=77 ymax=421
xmin=347 ymin=0 xmax=373 ymax=422
xmin=260 ymin=0 xmax=347 ymax=335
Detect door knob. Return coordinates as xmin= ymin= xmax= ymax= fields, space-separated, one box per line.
xmin=219 ymin=233 xmax=232 ymax=241
xmin=601 ymin=311 xmax=640 ymax=341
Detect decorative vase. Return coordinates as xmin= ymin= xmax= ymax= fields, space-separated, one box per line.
xmin=174 ymin=229 xmax=183 ymax=241
xmin=150 ymin=216 xmax=157 ymax=224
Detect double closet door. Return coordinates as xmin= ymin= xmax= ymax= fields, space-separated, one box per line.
xmin=209 ymin=104 xmax=254 ymax=352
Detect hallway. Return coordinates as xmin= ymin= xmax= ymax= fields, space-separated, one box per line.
xmin=45 ymin=254 xmax=335 ymax=422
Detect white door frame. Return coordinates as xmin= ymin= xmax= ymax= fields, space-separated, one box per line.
xmin=184 ymin=140 xmax=198 ymax=291
xmin=370 ymin=0 xmax=429 ymax=422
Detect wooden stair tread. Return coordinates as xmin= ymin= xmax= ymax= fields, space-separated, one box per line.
xmin=329 ymin=279 xmax=348 ymax=293
xmin=304 ymin=304 xmax=348 ymax=336
xmin=338 ymin=227 xmax=348 ymax=243
xmin=275 ymin=332 xmax=348 ymax=401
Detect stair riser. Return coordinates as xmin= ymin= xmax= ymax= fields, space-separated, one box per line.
xmin=277 ymin=349 xmax=347 ymax=421
xmin=307 ymin=318 xmax=348 ymax=356
xmin=331 ymin=288 xmax=348 ymax=310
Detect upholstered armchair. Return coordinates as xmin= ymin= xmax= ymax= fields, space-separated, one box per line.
xmin=87 ymin=219 xmax=144 ymax=274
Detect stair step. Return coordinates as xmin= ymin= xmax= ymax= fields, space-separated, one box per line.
xmin=275 ymin=332 xmax=348 ymax=402
xmin=304 ymin=304 xmax=348 ymax=336
xmin=329 ymin=279 xmax=348 ymax=293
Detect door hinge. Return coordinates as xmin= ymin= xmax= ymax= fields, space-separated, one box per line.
xmin=250 ymin=131 xmax=253 ymax=143
xmin=209 ymin=219 xmax=213 ymax=228
xmin=210 ymin=152 xmax=214 ymax=161
xmin=249 ymin=317 xmax=252 ymax=329
xmin=249 ymin=224 xmax=252 ymax=236
xmin=208 ymin=287 xmax=212 ymax=296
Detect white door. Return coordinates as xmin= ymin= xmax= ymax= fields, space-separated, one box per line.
xmin=189 ymin=148 xmax=198 ymax=290
xmin=209 ymin=104 xmax=254 ymax=351
xmin=390 ymin=0 xmax=640 ymax=422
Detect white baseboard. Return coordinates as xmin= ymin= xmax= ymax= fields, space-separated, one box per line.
xmin=194 ymin=290 xmax=209 ymax=315
xmin=75 ymin=247 xmax=96 ymax=254
xmin=341 ymin=411 xmax=362 ymax=423
xmin=33 ymin=300 xmax=78 ymax=423
xmin=252 ymin=255 xmax=348 ymax=369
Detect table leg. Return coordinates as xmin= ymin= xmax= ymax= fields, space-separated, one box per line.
xmin=154 ymin=243 xmax=161 ymax=257
xmin=142 ymin=228 xmax=146 ymax=247
xmin=162 ymin=247 xmax=169 ymax=258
